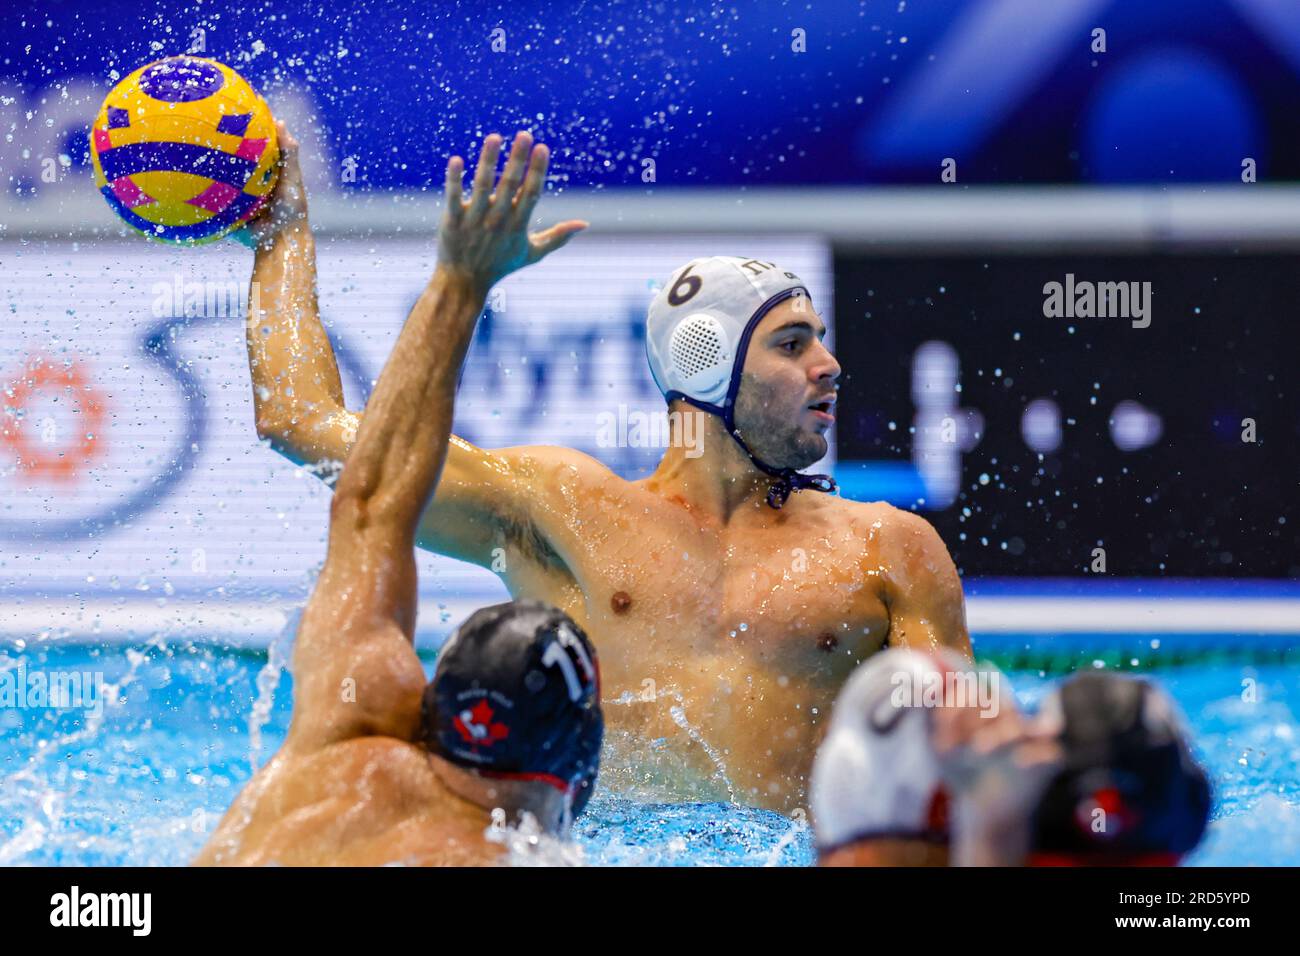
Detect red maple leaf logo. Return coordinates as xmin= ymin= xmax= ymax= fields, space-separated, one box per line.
xmin=454 ymin=699 xmax=510 ymax=748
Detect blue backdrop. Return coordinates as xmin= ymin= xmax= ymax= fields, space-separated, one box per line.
xmin=4 ymin=0 xmax=1300 ymax=189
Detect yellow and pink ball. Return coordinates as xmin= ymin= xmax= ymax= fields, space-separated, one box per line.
xmin=90 ymin=56 xmax=278 ymax=244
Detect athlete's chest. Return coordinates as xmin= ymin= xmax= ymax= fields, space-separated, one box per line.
xmin=569 ymin=499 xmax=891 ymax=673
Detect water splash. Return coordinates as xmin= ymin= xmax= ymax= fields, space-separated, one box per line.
xmin=604 ymin=684 xmax=738 ymax=804
xmin=484 ymin=810 xmax=587 ymax=866
xmin=248 ymin=615 xmax=294 ymax=771
xmin=666 ymin=699 xmax=737 ymax=803
xmin=762 ymin=814 xmax=809 ymax=867
xmin=0 ymin=645 xmax=148 ymax=864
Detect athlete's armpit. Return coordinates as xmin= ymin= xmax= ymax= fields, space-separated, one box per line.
xmin=241 ymin=224 xmax=591 ymax=579
xmin=416 ymin=441 xmax=606 ymax=577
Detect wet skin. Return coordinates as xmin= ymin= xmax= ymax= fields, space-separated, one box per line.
xmin=435 ymin=441 xmax=967 ymax=811
xmin=250 ymin=300 xmax=970 ymax=812
xmin=195 ymin=738 xmax=500 ymax=866
xmin=202 ymin=131 xmax=588 ymax=865
xmin=202 ymin=260 xmax=510 ymax=865
xmin=243 ymin=136 xmax=971 ymax=814
xmin=419 ymin=299 xmax=967 ymax=810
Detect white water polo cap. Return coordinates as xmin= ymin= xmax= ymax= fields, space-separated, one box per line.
xmin=810 ymin=647 xmax=1014 ymax=854
xmin=647 ymin=256 xmax=809 ymax=407
xmin=645 ymin=256 xmax=837 ymax=508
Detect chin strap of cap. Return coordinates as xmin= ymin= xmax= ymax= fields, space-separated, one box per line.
xmin=734 ymin=428 xmax=838 ymax=509
xmin=668 ymin=287 xmax=838 ymax=510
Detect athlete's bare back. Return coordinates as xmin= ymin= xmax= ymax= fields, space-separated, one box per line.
xmin=195 ymin=738 xmax=497 ymax=866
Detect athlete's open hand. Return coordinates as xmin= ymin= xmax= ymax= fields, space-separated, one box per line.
xmin=438 ymin=132 xmax=587 ymax=294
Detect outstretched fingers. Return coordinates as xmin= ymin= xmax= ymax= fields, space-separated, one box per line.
xmin=465 ymin=133 xmax=503 ymax=221
xmin=274 ymin=120 xmax=299 ymax=158
xmin=272 ymin=121 xmax=303 ymax=189
xmin=444 ymin=154 xmax=465 ymax=224
xmin=487 ymin=131 xmax=533 ymax=224
xmin=512 ymin=142 xmax=550 ymax=229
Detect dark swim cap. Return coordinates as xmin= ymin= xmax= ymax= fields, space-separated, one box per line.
xmin=1028 ymin=672 xmax=1211 ymax=865
xmin=422 ymin=601 xmax=603 ymax=814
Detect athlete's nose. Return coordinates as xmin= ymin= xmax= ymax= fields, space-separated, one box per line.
xmin=808 ymin=340 xmax=841 ymax=387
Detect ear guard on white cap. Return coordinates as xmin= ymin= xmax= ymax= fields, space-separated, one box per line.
xmin=646 ymin=256 xmax=806 ymax=410
xmin=666 ymin=312 xmax=734 ymax=405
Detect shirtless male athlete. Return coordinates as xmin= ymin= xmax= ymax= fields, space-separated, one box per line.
xmin=241 ymin=126 xmax=971 ymax=811
xmin=197 ymin=134 xmax=602 ymax=866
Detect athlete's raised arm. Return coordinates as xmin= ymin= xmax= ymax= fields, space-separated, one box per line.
xmin=282 ymin=132 xmax=584 ymax=751
xmin=238 ymin=126 xmax=587 ymax=571
xmin=238 ymin=122 xmax=350 ymax=468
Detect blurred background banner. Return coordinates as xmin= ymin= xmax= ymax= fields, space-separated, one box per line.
xmin=2 ymin=0 xmax=1298 ymax=642
xmin=0 ymin=235 xmax=831 ymax=640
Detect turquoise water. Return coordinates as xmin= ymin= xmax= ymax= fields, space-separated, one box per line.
xmin=1 ymin=643 xmax=1297 ymax=866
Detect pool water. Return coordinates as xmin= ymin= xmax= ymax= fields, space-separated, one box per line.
xmin=1 ymin=642 xmax=1297 ymax=866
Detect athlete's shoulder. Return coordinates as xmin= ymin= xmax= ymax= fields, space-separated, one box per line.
xmin=833 ymin=497 xmax=942 ymax=543
xmin=882 ymin=504 xmax=946 ymax=549
xmin=496 ymin=443 xmax=620 ymax=485
xmin=499 ymin=444 xmax=650 ymax=515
